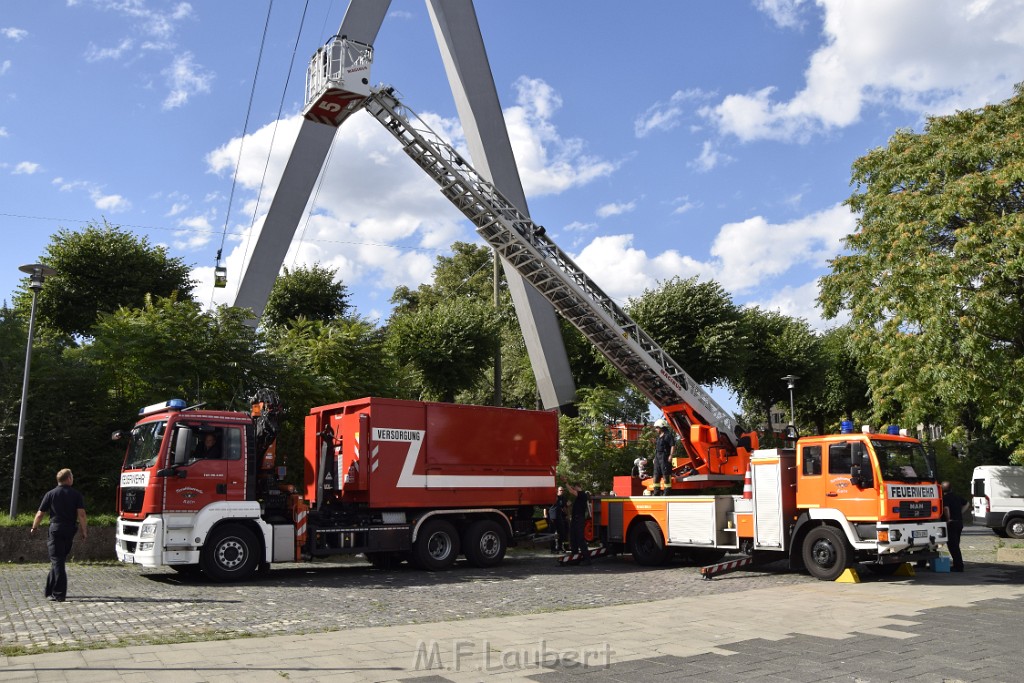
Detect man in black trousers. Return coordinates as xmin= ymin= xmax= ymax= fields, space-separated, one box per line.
xmin=30 ymin=468 xmax=88 ymax=602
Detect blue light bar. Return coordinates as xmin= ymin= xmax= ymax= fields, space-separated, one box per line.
xmin=139 ymin=398 xmax=187 ymax=416
xmin=840 ymin=420 xmax=854 ymax=434
xmin=887 ymin=425 xmax=900 ymax=435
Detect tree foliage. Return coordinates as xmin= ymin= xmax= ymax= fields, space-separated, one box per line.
xmin=263 ymin=264 xmax=350 ymax=328
xmin=84 ymin=295 xmax=264 ymax=412
xmin=15 ymin=221 xmax=194 ymax=337
xmin=627 ymin=276 xmax=746 ymax=386
xmin=732 ymin=307 xmax=820 ymax=434
xmin=386 ymin=298 xmax=499 ymax=403
xmin=820 ymin=83 xmax=1024 ymax=457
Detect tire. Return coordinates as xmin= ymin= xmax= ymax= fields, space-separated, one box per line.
xmin=802 ymin=526 xmax=851 ymax=581
xmin=629 ymin=520 xmax=670 ymax=566
xmin=1006 ymin=517 xmax=1024 ymax=540
xmin=413 ymin=519 xmax=460 ymax=571
xmin=463 ymin=519 xmax=507 ymax=568
xmin=200 ymin=524 xmax=260 ymax=582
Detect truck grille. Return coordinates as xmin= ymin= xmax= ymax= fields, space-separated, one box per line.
xmin=120 ymin=487 xmax=145 ymax=513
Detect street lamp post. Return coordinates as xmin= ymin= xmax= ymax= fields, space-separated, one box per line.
xmin=781 ymin=374 xmax=799 ymax=428
xmin=9 ymin=263 xmax=56 ymax=517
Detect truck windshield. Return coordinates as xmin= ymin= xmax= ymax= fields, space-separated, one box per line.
xmin=124 ymin=420 xmax=167 ymax=470
xmin=872 ymin=439 xmax=934 ymax=483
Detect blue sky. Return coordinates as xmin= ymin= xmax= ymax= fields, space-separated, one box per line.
xmin=2 ymin=0 xmax=1023 ymax=340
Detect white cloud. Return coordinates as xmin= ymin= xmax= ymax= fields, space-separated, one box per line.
xmin=634 ymin=89 xmax=710 ymax=138
xmin=13 ymin=161 xmax=40 ymax=174
xmin=162 ymin=52 xmax=213 ymax=109
xmin=0 ymin=127 xmax=8 ymax=137
xmin=706 ymin=0 xmax=1024 ymax=142
xmin=672 ymin=196 xmax=698 ymax=215
xmin=689 ymin=140 xmax=733 ymax=172
xmin=1 ymin=27 xmax=28 ymax=41
xmin=573 ymin=234 xmax=705 ymax=303
xmin=754 ymin=0 xmax=812 ymax=29
xmin=709 ymin=203 xmax=854 ymax=292
xmin=596 ymin=201 xmax=636 ymax=218
xmin=0 ymin=60 xmax=10 ymax=76
xmin=85 ymin=38 xmax=134 ymax=62
xmin=568 ymin=203 xmax=855 ymax=307
xmin=174 ymin=211 xmax=216 ymax=250
xmin=91 ymin=190 xmax=131 ymax=212
xmin=502 ymin=77 xmax=617 ymax=196
xmin=743 ymin=280 xmax=833 ymax=331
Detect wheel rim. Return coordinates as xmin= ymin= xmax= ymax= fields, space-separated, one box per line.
xmin=478 ymin=531 xmax=500 ymax=559
xmin=1010 ymin=520 xmax=1024 ymax=537
xmin=216 ymin=538 xmax=246 ymax=570
xmin=427 ymin=532 xmax=452 ymax=560
xmin=811 ymin=538 xmax=837 ymax=569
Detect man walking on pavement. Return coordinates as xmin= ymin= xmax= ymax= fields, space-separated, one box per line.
xmin=30 ymin=468 xmax=87 ymax=602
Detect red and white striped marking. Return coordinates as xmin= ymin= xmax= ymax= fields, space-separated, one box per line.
xmin=700 ymin=555 xmax=755 ymax=579
xmin=557 ymin=546 xmax=610 ymax=565
xmin=742 ymin=465 xmax=753 ymax=500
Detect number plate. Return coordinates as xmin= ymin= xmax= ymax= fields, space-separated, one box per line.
xmin=912 ymin=529 xmax=927 ymax=538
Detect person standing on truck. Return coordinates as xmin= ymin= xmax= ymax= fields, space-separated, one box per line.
xmin=652 ymin=419 xmax=674 ymax=495
xmin=566 ymin=483 xmax=591 ymax=565
xmin=942 ymin=480 xmax=968 ymax=572
xmin=30 ymin=468 xmax=87 ymax=602
xmin=549 ymin=485 xmax=569 ymax=553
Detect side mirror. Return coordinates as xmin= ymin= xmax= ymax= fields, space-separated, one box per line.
xmin=111 ymin=430 xmax=128 ymax=442
xmin=171 ymin=426 xmax=193 ymax=467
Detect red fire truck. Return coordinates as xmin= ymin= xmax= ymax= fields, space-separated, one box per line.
xmin=115 ymin=393 xmax=556 ymax=581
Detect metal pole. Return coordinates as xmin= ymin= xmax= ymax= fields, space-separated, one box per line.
xmin=9 ymin=264 xmax=53 ymax=517
xmin=781 ymin=374 xmax=799 ymax=427
xmin=493 ymin=248 xmax=502 ymax=407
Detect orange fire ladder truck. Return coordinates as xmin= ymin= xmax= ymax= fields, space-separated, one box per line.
xmin=301 ymin=37 xmax=948 ymax=581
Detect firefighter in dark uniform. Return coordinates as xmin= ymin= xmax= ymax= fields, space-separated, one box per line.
xmin=31 ymin=468 xmax=88 ymax=602
xmin=652 ymin=419 xmax=675 ymax=495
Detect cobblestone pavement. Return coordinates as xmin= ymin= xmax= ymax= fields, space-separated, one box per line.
xmin=0 ymin=525 xmax=1017 ymax=655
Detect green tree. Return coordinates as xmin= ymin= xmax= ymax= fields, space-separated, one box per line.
xmin=798 ymin=326 xmax=870 ymax=435
xmin=263 ymin=264 xmax=350 ymax=328
xmin=391 ymin=242 xmax=497 ymax=313
xmin=819 ymin=83 xmax=1024 ymax=459
xmin=627 ymin=276 xmax=746 ymax=387
xmin=84 ymin=295 xmax=264 ymax=412
xmin=733 ymin=307 xmax=820 ymax=435
xmin=15 ymin=221 xmax=194 ymax=337
xmin=386 ymin=298 xmax=499 ymax=402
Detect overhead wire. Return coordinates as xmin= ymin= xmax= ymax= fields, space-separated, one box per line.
xmin=213 ymin=0 xmax=276 ymax=307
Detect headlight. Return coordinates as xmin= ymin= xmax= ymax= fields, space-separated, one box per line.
xmin=139 ymin=542 xmax=154 ymax=551
xmin=139 ymin=522 xmax=157 ymax=539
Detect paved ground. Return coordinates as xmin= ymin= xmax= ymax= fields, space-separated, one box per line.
xmin=1 ymin=525 xmax=1022 ymax=682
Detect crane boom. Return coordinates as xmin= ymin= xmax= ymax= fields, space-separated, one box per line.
xmin=319 ymin=84 xmax=733 ymax=442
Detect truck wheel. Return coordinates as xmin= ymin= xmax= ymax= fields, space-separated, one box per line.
xmin=629 ymin=520 xmax=670 ymax=566
xmin=200 ymin=524 xmax=259 ymax=582
xmin=464 ymin=519 xmax=506 ymax=568
xmin=802 ymin=526 xmax=850 ymax=581
xmin=1006 ymin=517 xmax=1024 ymax=539
xmin=414 ymin=519 xmax=460 ymax=571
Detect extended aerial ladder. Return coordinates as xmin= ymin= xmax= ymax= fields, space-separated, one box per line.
xmin=303 ymin=37 xmax=756 ymax=487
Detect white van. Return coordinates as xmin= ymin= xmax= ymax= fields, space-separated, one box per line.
xmin=971 ymin=465 xmax=1024 ymax=539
